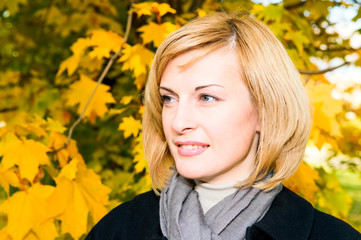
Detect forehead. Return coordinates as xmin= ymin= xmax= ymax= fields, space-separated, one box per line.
xmin=161 ymin=47 xmax=242 ymax=83
xmin=160 ymin=47 xmax=246 ymax=91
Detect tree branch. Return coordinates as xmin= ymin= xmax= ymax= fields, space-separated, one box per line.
xmin=316 ymin=46 xmax=361 ymax=52
xmin=284 ymin=1 xmax=306 ymax=10
xmin=66 ymin=1 xmax=134 ymax=146
xmin=298 ymin=61 xmax=350 ymax=75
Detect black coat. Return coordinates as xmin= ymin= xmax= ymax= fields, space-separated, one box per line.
xmin=86 ymin=187 xmax=361 ymax=240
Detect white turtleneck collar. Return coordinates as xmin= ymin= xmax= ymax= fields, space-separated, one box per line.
xmin=194 ymin=180 xmax=238 ymax=214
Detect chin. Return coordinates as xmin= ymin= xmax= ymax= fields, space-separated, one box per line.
xmin=176 ymin=168 xmax=211 ymax=182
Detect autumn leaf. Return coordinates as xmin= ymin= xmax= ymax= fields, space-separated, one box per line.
xmin=138 ymin=22 xmax=179 ymax=47
xmin=0 ymin=70 xmax=20 ymax=87
xmin=0 ymin=167 xmax=19 ymax=195
xmin=57 ymin=55 xmax=81 ymax=77
xmin=315 ymin=170 xmax=353 ymax=219
xmin=156 ymin=3 xmax=177 ymax=16
xmin=0 ymin=0 xmax=27 ymax=14
xmin=197 ymin=9 xmax=207 ymax=17
xmin=65 ymin=74 xmax=116 ymax=119
xmin=284 ymin=161 xmax=320 ymax=203
xmin=251 ymin=4 xmax=284 ymax=22
xmin=120 ymin=96 xmax=134 ymax=105
xmin=88 ymin=30 xmax=123 ymax=59
xmin=132 ymin=2 xmax=176 ymax=18
xmin=9 ymin=115 xmax=48 ymax=138
xmin=118 ymin=116 xmax=142 ymax=138
xmin=134 ymin=73 xmax=147 ymax=90
xmin=47 ymin=131 xmax=83 ymax=167
xmin=133 ymin=134 xmax=147 ymax=173
xmin=306 ymin=81 xmax=343 ymax=138
xmin=57 ymin=30 xmax=123 ymax=75
xmin=0 ymin=229 xmax=11 ymax=240
xmin=284 ymin=30 xmax=310 ymax=56
xmin=0 ymin=138 xmax=50 ymax=181
xmin=107 ymin=108 xmax=126 ymax=116
xmin=46 ymin=117 xmax=66 ymax=133
xmin=24 ymin=219 xmax=59 ymax=240
xmin=70 ymin=38 xmax=91 ymax=57
xmin=48 ymin=158 xmax=111 ymax=239
xmin=0 ymin=183 xmax=57 ymax=240
xmin=132 ymin=134 xmax=152 ymax=188
xmin=56 ymin=38 xmax=90 ymax=77
xmin=119 ymin=44 xmax=154 ymax=77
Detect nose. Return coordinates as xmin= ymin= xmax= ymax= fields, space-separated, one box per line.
xmin=171 ymin=101 xmax=197 ymax=134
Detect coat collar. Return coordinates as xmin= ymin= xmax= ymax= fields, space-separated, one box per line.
xmin=248 ymin=186 xmax=314 ymax=240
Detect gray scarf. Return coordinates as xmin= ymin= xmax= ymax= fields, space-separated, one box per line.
xmin=160 ymin=173 xmax=282 ymax=240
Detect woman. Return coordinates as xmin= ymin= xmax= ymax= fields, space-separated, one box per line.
xmin=86 ymin=12 xmax=361 ymax=240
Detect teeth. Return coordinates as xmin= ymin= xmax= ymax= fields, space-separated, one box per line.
xmin=180 ymin=145 xmax=206 ymax=150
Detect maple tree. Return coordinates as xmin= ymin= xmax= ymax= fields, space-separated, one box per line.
xmin=1 ymin=0 xmax=361 ymax=239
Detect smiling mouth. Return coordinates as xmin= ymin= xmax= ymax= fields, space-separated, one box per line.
xmin=177 ymin=144 xmax=209 ymax=150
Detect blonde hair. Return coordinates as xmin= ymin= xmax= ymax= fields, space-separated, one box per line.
xmin=142 ymin=12 xmax=311 ymax=192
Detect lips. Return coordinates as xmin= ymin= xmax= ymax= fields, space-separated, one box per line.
xmin=175 ymin=141 xmax=209 ymax=156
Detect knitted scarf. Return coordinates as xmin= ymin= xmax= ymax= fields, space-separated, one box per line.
xmin=160 ymin=173 xmax=282 ymax=240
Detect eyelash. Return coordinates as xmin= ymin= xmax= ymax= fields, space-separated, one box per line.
xmin=199 ymin=94 xmax=219 ymax=102
xmin=161 ymin=95 xmax=176 ymax=103
xmin=160 ymin=94 xmax=219 ymax=104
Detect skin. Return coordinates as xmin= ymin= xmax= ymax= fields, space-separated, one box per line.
xmin=159 ymin=46 xmax=260 ymax=184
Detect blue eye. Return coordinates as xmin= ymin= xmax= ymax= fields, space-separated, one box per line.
xmin=161 ymin=95 xmax=176 ymax=103
xmin=200 ymin=94 xmax=218 ymax=102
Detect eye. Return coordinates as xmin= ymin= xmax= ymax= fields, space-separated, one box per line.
xmin=161 ymin=95 xmax=176 ymax=104
xmin=200 ymin=94 xmax=218 ymax=102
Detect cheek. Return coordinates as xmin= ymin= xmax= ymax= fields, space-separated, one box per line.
xmin=214 ymin=110 xmax=258 ymax=141
xmin=162 ymin=110 xmax=171 ymax=139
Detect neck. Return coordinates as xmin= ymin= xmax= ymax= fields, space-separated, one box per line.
xmin=194 ymin=181 xmax=238 ymax=214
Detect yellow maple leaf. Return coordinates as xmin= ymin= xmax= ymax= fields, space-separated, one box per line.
xmin=0 ymin=229 xmax=11 ymax=240
xmin=46 ymin=117 xmax=66 ymax=133
xmin=120 ymin=95 xmax=134 ymax=105
xmin=132 ymin=2 xmax=176 ymax=18
xmin=284 ymin=161 xmax=320 ymax=203
xmin=57 ymin=38 xmax=91 ymax=77
xmin=132 ymin=2 xmax=152 ymax=17
xmin=88 ymin=47 xmax=112 ymax=59
xmin=118 ymin=116 xmax=142 ymax=138
xmin=0 ymin=167 xmax=19 ymax=195
xmin=48 ymin=158 xmax=110 ymax=239
xmin=133 ymin=134 xmax=148 ymax=173
xmin=58 ymin=157 xmax=81 ymax=180
xmin=24 ymin=219 xmax=58 ymax=240
xmin=138 ymin=22 xmax=179 ymax=47
xmin=56 ymin=55 xmax=81 ymax=77
xmin=65 ymin=74 xmax=116 ymax=119
xmin=10 ymin=115 xmax=47 ymax=138
xmin=0 ymin=138 xmax=50 ymax=181
xmin=0 ymin=183 xmax=57 ymax=240
xmin=197 ymin=9 xmax=207 ymax=17
xmin=47 ymin=131 xmax=83 ymax=167
xmin=134 ymin=73 xmax=147 ymax=90
xmin=70 ymin=38 xmax=91 ymax=57
xmin=119 ymin=44 xmax=154 ymax=77
xmin=88 ymin=30 xmax=123 ymax=59
xmin=107 ymin=108 xmax=126 ymax=116
xmin=156 ymin=3 xmax=177 ymax=16
xmin=0 ymin=70 xmax=20 ymax=87
xmin=306 ymin=81 xmax=343 ymax=137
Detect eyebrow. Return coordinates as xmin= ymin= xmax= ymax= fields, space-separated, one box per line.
xmin=195 ymin=84 xmax=224 ymax=91
xmin=159 ymin=84 xmax=224 ymax=93
xmin=159 ymin=86 xmax=175 ymax=93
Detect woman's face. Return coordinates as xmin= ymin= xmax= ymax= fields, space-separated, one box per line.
xmin=159 ymin=47 xmax=260 ymax=184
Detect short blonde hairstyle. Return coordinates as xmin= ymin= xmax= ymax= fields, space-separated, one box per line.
xmin=143 ymin=12 xmax=311 ymax=192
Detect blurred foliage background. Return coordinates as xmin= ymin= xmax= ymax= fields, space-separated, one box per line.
xmin=0 ymin=0 xmax=361 ymax=239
